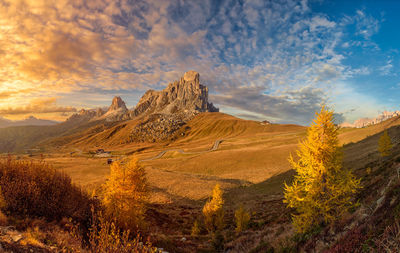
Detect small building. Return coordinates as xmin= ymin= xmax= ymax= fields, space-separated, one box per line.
xmin=96 ymin=149 xmax=105 ymax=154
xmin=107 ymin=158 xmax=113 ymax=164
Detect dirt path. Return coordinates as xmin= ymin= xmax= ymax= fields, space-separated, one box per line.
xmin=140 ymin=139 xmax=223 ymax=161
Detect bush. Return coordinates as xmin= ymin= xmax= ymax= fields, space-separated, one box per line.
xmin=84 ymin=211 xmax=157 ymax=253
xmin=0 ymin=157 xmax=97 ymax=225
xmin=191 ymin=220 xmax=200 ymax=237
xmin=235 ymin=204 xmax=250 ymax=233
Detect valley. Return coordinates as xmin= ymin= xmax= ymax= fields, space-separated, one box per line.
xmin=2 ymin=71 xmax=400 ymax=252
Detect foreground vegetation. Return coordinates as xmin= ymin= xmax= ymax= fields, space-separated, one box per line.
xmin=0 ymin=156 xmax=157 ymax=252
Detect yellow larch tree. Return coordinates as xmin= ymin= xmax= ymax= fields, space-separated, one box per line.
xmin=234 ymin=204 xmax=250 ymax=233
xmin=283 ymin=106 xmax=361 ymax=233
xmin=203 ymin=184 xmax=224 ymax=233
xmin=103 ymin=158 xmax=148 ymax=231
xmin=378 ymin=130 xmax=392 ymax=157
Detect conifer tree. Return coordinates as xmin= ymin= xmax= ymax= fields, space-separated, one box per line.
xmin=378 ymin=130 xmax=392 ymax=157
xmin=284 ymin=106 xmax=361 ymax=233
xmin=234 ymin=204 xmax=250 ymax=233
xmin=203 ymin=184 xmax=224 ymax=233
xmin=103 ymin=158 xmax=148 ymax=230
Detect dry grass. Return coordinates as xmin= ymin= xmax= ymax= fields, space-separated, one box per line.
xmin=36 ymin=113 xmax=400 ymax=210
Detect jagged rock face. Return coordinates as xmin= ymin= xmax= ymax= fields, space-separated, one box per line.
xmin=96 ymin=108 xmax=105 ymax=117
xmin=131 ymin=71 xmax=218 ymax=118
xmin=109 ymin=96 xmax=127 ymax=111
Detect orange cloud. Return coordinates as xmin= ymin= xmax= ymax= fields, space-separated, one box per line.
xmin=0 ymin=97 xmax=76 ymax=115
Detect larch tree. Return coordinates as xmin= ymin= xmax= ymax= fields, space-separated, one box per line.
xmin=283 ymin=106 xmax=361 ymax=233
xmin=378 ymin=130 xmax=392 ymax=157
xmin=203 ymin=184 xmax=224 ymax=233
xmin=103 ymin=158 xmax=148 ymax=231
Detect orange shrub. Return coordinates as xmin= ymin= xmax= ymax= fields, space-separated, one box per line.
xmin=0 ymin=157 xmax=97 ymax=225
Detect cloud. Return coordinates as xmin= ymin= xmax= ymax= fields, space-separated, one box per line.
xmin=379 ymin=60 xmax=393 ymax=76
xmin=0 ymin=97 xmax=77 ymax=115
xmin=212 ymin=85 xmax=325 ymax=125
xmin=355 ymin=9 xmax=380 ymax=39
xmin=0 ymin=0 xmax=386 ymax=123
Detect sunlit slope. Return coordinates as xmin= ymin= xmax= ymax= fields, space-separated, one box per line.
xmin=50 ymin=119 xmax=141 ymax=149
xmin=339 ymin=115 xmax=400 ymax=145
xmin=175 ymin=112 xmax=304 ymax=142
xmin=140 ymin=113 xmax=307 ymax=185
xmin=0 ymin=119 xmax=106 ymax=153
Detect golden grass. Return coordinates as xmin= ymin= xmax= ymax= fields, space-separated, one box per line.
xmin=42 ymin=113 xmax=400 ymax=207
xmin=338 ymin=116 xmax=400 ymax=145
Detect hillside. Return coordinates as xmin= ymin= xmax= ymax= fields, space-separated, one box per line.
xmin=339 ymin=115 xmax=400 ymax=145
xmin=0 ymin=117 xmax=112 ymax=153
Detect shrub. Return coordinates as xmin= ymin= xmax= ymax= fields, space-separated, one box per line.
xmin=0 ymin=157 xmax=96 ymax=225
xmin=374 ymin=219 xmax=400 ymax=252
xmin=234 ymin=204 xmax=250 ymax=233
xmin=84 ymin=211 xmax=157 ymax=253
xmin=191 ymin=220 xmax=200 ymax=237
xmin=203 ymin=184 xmax=224 ymax=233
xmin=378 ymin=130 xmax=392 ymax=157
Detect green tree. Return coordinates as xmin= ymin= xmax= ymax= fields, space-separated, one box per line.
xmin=378 ymin=130 xmax=392 ymax=157
xmin=103 ymin=158 xmax=148 ymax=231
xmin=283 ymin=106 xmax=361 ymax=233
xmin=203 ymin=184 xmax=224 ymax=233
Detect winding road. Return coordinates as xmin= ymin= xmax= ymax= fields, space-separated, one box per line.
xmin=139 ymin=139 xmax=223 ymax=162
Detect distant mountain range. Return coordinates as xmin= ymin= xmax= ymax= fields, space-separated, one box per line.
xmin=341 ymin=111 xmax=400 ymax=128
xmin=0 ymin=116 xmax=59 ymax=128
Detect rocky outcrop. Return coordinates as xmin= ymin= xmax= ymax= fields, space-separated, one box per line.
xmin=131 ymin=71 xmax=218 ymax=118
xmin=109 ymin=96 xmax=127 ymax=112
xmin=128 ymin=114 xmax=186 ymax=143
xmin=124 ymin=71 xmax=218 ymax=142
xmin=100 ymin=96 xmax=128 ymax=121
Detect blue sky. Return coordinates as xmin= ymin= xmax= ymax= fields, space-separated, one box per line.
xmin=0 ymin=0 xmax=399 ymax=124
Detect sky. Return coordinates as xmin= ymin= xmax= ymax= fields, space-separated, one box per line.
xmin=0 ymin=0 xmax=399 ymax=125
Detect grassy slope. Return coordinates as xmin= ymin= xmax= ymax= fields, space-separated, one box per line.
xmin=12 ymin=112 xmax=400 ymax=252
xmin=0 ymin=118 xmax=109 ymax=153
xmin=339 ymin=115 xmax=400 ymax=145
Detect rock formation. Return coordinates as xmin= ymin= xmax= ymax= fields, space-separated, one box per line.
xmin=66 ymin=71 xmax=218 ymax=142
xmin=126 ymin=71 xmax=218 ymax=142
xmin=131 ymin=70 xmax=218 ymax=118
xmin=109 ymin=96 xmax=128 ymax=112
xmin=341 ymin=111 xmax=400 ymax=128
xmin=100 ymin=96 xmax=128 ymax=121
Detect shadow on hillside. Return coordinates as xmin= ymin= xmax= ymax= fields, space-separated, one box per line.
xmin=224 ymin=169 xmax=296 ymax=206
xmin=343 ymin=124 xmax=400 ymax=171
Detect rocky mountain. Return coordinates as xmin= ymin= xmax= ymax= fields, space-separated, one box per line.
xmin=0 ymin=116 xmax=59 ymax=128
xmin=63 ymin=71 xmax=218 ymax=143
xmin=341 ymin=111 xmax=400 ymax=128
xmin=99 ymin=96 xmax=128 ymax=121
xmin=127 ymin=71 xmax=218 ymax=142
xmin=130 ymin=71 xmax=218 ymax=118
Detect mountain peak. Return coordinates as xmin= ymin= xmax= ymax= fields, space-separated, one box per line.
xmin=183 ymin=70 xmax=200 ymax=83
xmin=109 ymin=96 xmax=127 ymax=111
xmin=132 ymin=71 xmax=218 ymax=117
